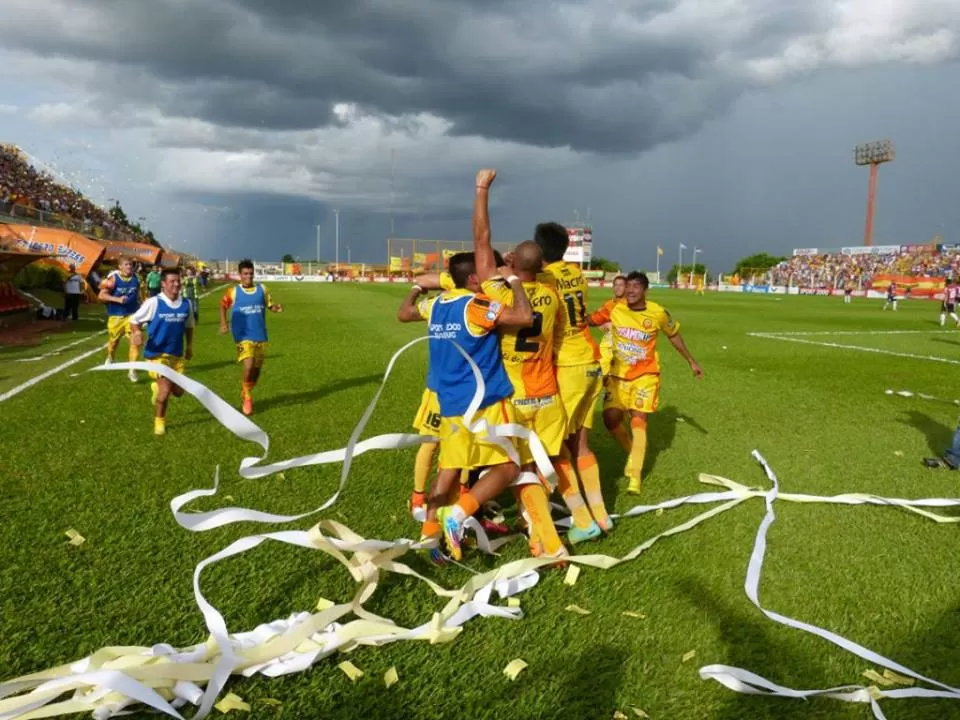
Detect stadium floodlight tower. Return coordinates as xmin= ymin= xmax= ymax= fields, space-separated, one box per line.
xmin=853 ymin=139 xmax=895 ymax=247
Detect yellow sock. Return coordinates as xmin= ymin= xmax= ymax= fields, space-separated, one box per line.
xmin=517 ymin=481 xmax=562 ymax=556
xmin=629 ymin=416 xmax=648 ymax=492
xmin=577 ymin=453 xmax=610 ymax=528
xmin=128 ymin=345 xmax=139 ymax=363
xmin=609 ymin=423 xmax=632 ymax=452
xmin=555 ymin=459 xmax=595 ymax=531
xmin=414 ymin=442 xmax=437 ymax=494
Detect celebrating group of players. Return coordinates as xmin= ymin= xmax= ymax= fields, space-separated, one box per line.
xmin=399 ymin=169 xmax=703 ymax=563
xmin=96 ymin=257 xmax=282 ymax=434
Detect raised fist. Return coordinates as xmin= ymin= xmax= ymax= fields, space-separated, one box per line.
xmin=475 ymin=169 xmax=497 ymax=189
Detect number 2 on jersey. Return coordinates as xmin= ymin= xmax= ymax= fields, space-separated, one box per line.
xmin=515 ymin=311 xmax=544 ymax=352
xmin=564 ymin=291 xmax=586 ymax=326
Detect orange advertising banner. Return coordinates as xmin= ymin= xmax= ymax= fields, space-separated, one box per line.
xmin=160 ymin=251 xmax=182 ymax=268
xmin=870 ymin=273 xmax=945 ymax=297
xmin=100 ymin=239 xmax=163 ymax=265
xmin=0 ymin=224 xmax=106 ymax=278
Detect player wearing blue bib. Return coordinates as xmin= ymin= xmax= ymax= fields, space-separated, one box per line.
xmin=97 ymin=257 xmax=143 ymax=383
xmin=130 ymin=268 xmax=195 ymax=436
xmin=398 ymin=244 xmax=535 ymax=561
xmin=219 ymin=259 xmax=283 ymax=416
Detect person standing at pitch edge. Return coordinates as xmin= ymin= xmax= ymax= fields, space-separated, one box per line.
xmin=63 ymin=263 xmax=84 ymax=321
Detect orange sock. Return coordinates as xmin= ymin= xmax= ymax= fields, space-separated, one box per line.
xmin=609 ymin=423 xmax=632 ymax=452
xmin=555 ymin=460 xmax=594 ymax=531
xmin=577 ymin=452 xmax=610 ymax=528
xmin=421 ymin=520 xmax=441 ymax=538
xmin=517 ymin=480 xmax=563 ymax=556
xmin=453 ymin=492 xmax=481 ymax=522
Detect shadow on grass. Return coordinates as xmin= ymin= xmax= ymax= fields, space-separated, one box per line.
xmin=931 ymin=337 xmax=960 ymax=348
xmin=900 ymin=411 xmax=954 ymax=456
xmin=252 ymin=373 xmax=384 ymax=413
xmin=188 ymin=357 xmax=282 ymax=373
xmin=677 ymin=577 xmax=835 ymax=720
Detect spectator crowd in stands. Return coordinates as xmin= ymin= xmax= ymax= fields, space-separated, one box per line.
xmin=0 ymin=144 xmax=150 ymax=244
xmin=768 ymin=246 xmax=960 ymax=289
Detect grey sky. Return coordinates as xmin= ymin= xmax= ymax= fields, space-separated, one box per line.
xmin=0 ymin=0 xmax=957 ymax=270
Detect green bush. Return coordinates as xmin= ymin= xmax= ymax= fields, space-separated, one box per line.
xmin=14 ymin=263 xmax=64 ymax=291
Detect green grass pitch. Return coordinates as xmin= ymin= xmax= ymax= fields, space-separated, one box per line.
xmin=2 ymin=285 xmax=960 ymax=720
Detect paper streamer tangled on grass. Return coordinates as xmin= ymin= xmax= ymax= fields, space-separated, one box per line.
xmin=3 ymin=343 xmax=960 ymax=719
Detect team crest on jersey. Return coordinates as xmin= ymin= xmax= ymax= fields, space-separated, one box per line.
xmin=485 ymin=300 xmax=502 ymax=321
xmin=643 ymin=318 xmax=654 ymax=329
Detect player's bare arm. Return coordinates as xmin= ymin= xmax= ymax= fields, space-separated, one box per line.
xmin=496 ymin=276 xmax=534 ymax=328
xmin=397 ymin=286 xmax=426 ymax=323
xmin=412 ymin=274 xmax=442 ymax=291
xmin=97 ymin=276 xmax=126 ymax=305
xmin=473 ymin=168 xmax=498 ymax=281
xmin=668 ymin=332 xmax=704 ymax=379
xmin=218 ymin=300 xmax=230 ymax=335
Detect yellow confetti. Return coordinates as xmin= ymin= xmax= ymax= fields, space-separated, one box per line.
xmin=630 ymin=708 xmax=649 ymax=718
xmin=882 ymin=669 xmax=915 ymax=686
xmin=259 ymin=699 xmax=282 ymax=706
xmin=503 ymin=658 xmax=528 ymax=681
xmin=867 ymin=685 xmax=884 ymax=701
xmin=277 ymin=473 xmax=286 ymax=480
xmin=655 ymin=508 xmax=664 ymax=517
xmin=563 ymin=565 xmax=580 ymax=586
xmin=893 ymin=451 xmax=904 ymax=457
xmin=565 ymin=604 xmax=592 ymax=615
xmin=621 ymin=611 xmax=647 ymax=619
xmin=613 ymin=712 xmax=628 ymax=720
xmin=681 ymin=650 xmax=696 ymax=663
xmin=507 ymin=597 xmax=520 ymax=607
xmin=384 ymin=666 xmax=398 ymax=688
xmin=316 ymin=597 xmax=335 ymax=611
xmin=338 ymin=661 xmax=363 ymax=682
xmin=224 ymin=495 xmax=234 ymax=502
xmin=214 ymin=693 xmax=250 ymax=713
xmin=862 ymin=669 xmax=895 ymax=686
xmin=64 ymin=529 xmax=85 ymax=546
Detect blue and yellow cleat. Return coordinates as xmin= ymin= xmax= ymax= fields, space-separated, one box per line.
xmin=567 ymin=521 xmax=602 ymax=545
xmin=438 ymin=507 xmax=464 ymax=562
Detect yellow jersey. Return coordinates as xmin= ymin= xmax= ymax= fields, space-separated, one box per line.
xmin=482 ymin=278 xmax=561 ymax=399
xmin=539 ymin=261 xmax=600 ymax=367
xmin=439 ymin=272 xmax=455 ymax=291
xmin=588 ymin=300 xmax=679 ymax=380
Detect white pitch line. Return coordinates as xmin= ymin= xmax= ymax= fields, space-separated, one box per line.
xmin=749 ymin=333 xmax=960 ymax=366
xmin=748 ymin=329 xmax=958 ymax=337
xmin=15 ymin=330 xmax=107 ymax=362
xmin=0 ymin=345 xmax=106 ymax=403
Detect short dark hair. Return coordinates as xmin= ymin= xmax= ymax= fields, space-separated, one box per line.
xmin=625 ymin=271 xmax=649 ymax=289
xmin=448 ymin=252 xmax=477 ymax=288
xmin=533 ymin=222 xmax=569 ymax=263
xmin=161 ymin=267 xmax=181 ymax=281
xmin=493 ymin=249 xmax=505 ymax=267
xmin=238 ymin=259 xmax=254 ymax=272
xmin=613 ymin=275 xmax=627 ymax=283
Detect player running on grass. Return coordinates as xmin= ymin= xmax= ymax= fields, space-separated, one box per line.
xmin=535 ymin=223 xmax=613 ymax=534
xmin=397 ymin=250 xmax=536 ymax=562
xmin=472 ymin=168 xmax=573 ymax=556
xmin=98 ymin=257 xmax=143 ymax=383
xmin=129 ymin=268 xmax=194 ymax=436
xmin=588 ymin=271 xmax=703 ymax=493
xmin=219 ymin=259 xmax=284 ymax=416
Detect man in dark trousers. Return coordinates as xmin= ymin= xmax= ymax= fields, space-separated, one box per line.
xmin=63 ymin=264 xmax=84 ymax=321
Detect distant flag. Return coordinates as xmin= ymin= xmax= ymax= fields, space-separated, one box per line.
xmin=679 ymin=243 xmax=688 ymax=250
xmin=657 ymin=246 xmax=664 ymax=256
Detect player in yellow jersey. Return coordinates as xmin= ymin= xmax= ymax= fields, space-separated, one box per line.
xmin=589 ymin=271 xmax=703 ymax=494
xmin=471 ymin=168 xmax=582 ymax=555
xmin=598 ymin=275 xmax=626 ymax=377
xmin=695 ymin=276 xmax=705 ymax=296
xmin=535 ymin=223 xmax=612 ymax=532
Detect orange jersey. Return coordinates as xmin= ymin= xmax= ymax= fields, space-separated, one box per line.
xmin=539 ymin=261 xmax=600 ymax=367
xmin=416 ymin=287 xmax=501 ymax=334
xmin=589 ymin=300 xmax=679 ymax=380
xmin=482 ymin=278 xmax=561 ymax=399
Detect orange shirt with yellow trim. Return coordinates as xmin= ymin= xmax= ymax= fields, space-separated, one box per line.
xmin=415 ymin=287 xmax=501 ymax=335
xmin=538 ymin=260 xmax=600 ymax=366
xmin=589 ymin=300 xmax=679 ymax=380
xmin=481 ymin=278 xmax=561 ymax=399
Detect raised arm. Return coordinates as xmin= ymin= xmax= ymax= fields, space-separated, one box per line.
xmin=473 ymin=168 xmax=498 ymax=281
xmin=495 ymin=275 xmax=533 ymax=328
xmin=398 ymin=286 xmax=428 ymax=323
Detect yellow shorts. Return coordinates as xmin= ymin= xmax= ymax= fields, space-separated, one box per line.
xmin=599 ymin=335 xmax=614 ymax=377
xmin=603 ymin=374 xmax=661 ymax=414
xmin=557 ymin=362 xmax=603 ymax=435
xmin=512 ymin=394 xmax=567 ymax=463
xmin=413 ymin=388 xmax=442 ymax=437
xmin=236 ymin=341 xmax=268 ymax=367
xmin=438 ymin=399 xmax=517 ymax=471
xmin=146 ymin=353 xmax=186 ymax=381
xmin=107 ymin=315 xmax=133 ymax=344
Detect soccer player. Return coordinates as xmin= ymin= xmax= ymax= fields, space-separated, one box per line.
xmin=589 ymin=271 xmax=703 ymax=493
xmin=219 ymin=259 xmax=284 ymax=416
xmin=397 ymin=250 xmax=535 ymax=562
xmin=844 ymin=279 xmax=854 ymax=305
xmin=695 ymin=275 xmax=706 ymax=296
xmin=940 ymin=280 xmax=959 ymax=327
xmin=183 ymin=266 xmax=200 ymax=323
xmin=472 ymin=168 xmax=580 ymax=554
xmin=883 ymin=282 xmax=898 ymax=311
xmin=535 ymin=223 xmax=612 ymax=532
xmin=146 ymin=265 xmax=162 ymax=298
xmin=598 ymin=275 xmax=626 ymax=378
xmin=98 ymin=257 xmax=143 ymax=383
xmin=129 ymin=268 xmax=194 ymax=435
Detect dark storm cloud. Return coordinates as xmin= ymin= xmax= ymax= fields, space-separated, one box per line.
xmin=2 ymin=0 xmax=825 ymax=153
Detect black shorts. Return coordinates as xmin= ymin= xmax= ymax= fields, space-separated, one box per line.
xmin=948 ymin=303 xmax=956 ymax=313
